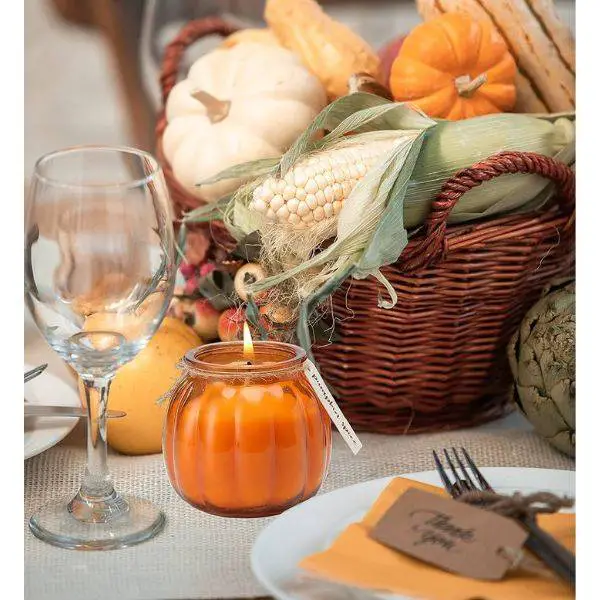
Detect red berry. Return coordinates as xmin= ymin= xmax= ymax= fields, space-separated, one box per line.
xmin=179 ymin=262 xmax=196 ymax=280
xmin=199 ymin=262 xmax=216 ymax=278
xmin=184 ymin=276 xmax=198 ymax=295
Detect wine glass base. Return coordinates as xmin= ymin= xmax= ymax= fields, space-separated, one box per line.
xmin=29 ymin=495 xmax=166 ymax=550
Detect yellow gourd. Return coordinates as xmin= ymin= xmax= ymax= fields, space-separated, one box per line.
xmin=80 ymin=318 xmax=202 ymax=455
xmin=264 ymin=0 xmax=381 ymax=99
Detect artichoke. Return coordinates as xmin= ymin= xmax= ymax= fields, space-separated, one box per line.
xmin=508 ymin=279 xmax=575 ymax=457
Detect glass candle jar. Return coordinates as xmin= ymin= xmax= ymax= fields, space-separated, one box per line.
xmin=163 ymin=341 xmax=332 ymax=517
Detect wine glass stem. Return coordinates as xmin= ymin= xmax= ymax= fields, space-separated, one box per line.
xmin=68 ymin=376 xmax=128 ymax=523
xmin=82 ymin=376 xmax=112 ymax=496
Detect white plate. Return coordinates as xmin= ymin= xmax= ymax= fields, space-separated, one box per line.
xmin=252 ymin=468 xmax=575 ymax=600
xmin=24 ymin=362 xmax=80 ymax=460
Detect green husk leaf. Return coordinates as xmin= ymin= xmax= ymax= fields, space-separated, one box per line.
xmin=319 ymin=101 xmax=433 ymax=145
xmin=196 ymin=157 xmax=280 ymax=186
xmin=231 ymin=231 xmax=262 ymax=262
xmin=196 ymin=269 xmax=236 ymax=311
xmin=245 ymin=296 xmax=268 ymax=340
xmin=232 ymin=199 xmax=264 ymax=238
xmin=525 ymin=111 xmax=576 ymax=121
xmin=280 ymin=93 xmax=433 ymax=175
xmin=184 ymin=196 xmax=230 ymax=224
xmin=354 ymin=130 xmax=427 ymax=276
xmin=280 ymin=93 xmax=390 ymax=173
xmin=373 ymin=269 xmax=398 ymax=309
xmin=402 ymin=113 xmax=575 ymax=227
xmin=175 ymin=223 xmax=187 ymax=265
xmin=296 ymin=265 xmax=354 ymax=361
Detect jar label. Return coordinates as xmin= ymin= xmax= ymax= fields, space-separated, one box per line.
xmin=304 ymin=360 xmax=362 ymax=455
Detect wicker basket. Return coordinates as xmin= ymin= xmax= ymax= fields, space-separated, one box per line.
xmin=156 ymin=18 xmax=575 ymax=434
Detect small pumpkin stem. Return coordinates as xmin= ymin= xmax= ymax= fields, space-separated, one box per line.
xmin=191 ymin=90 xmax=231 ymax=123
xmin=455 ymin=73 xmax=488 ymax=98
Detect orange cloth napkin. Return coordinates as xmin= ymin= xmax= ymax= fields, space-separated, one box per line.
xmin=300 ymin=478 xmax=575 ymax=600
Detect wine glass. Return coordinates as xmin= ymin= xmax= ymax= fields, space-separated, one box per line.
xmin=24 ymin=146 xmax=176 ymax=550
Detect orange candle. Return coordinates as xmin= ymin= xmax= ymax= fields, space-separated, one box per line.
xmin=163 ymin=340 xmax=332 ymax=517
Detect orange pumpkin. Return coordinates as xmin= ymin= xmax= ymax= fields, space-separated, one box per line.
xmin=390 ymin=13 xmax=517 ymax=120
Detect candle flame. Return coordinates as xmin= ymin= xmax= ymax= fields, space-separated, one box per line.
xmin=243 ymin=322 xmax=255 ymax=361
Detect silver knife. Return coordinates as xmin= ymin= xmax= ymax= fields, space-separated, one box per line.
xmin=24 ymin=405 xmax=126 ymax=419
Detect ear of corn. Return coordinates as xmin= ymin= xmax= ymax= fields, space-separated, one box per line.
xmin=241 ymin=112 xmax=574 ymax=232
xmin=249 ymin=132 xmax=406 ymax=229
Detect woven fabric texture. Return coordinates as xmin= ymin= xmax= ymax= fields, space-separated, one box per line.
xmin=25 ymin=429 xmax=573 ymax=600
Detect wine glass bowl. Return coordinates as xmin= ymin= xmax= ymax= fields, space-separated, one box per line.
xmin=25 ymin=146 xmax=176 ymax=550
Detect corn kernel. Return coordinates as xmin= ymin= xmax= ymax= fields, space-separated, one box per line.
xmin=287 ymin=198 xmax=299 ymax=214
xmin=315 ymin=174 xmax=327 ymax=190
xmin=276 ymin=205 xmax=290 ymax=221
xmin=306 ymin=194 xmax=318 ymax=210
xmin=253 ymin=198 xmax=267 ymax=212
xmin=305 ymin=179 xmax=318 ymax=195
xmin=333 ymin=184 xmax=344 ymax=201
xmin=297 ymin=201 xmax=310 ymax=217
xmin=283 ymin=185 xmax=296 ymax=201
xmin=270 ymin=194 xmax=284 ymax=212
xmin=294 ymin=170 xmax=307 ymax=188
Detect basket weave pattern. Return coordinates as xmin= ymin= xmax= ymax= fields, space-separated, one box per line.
xmin=314 ymin=152 xmax=574 ymax=433
xmin=156 ymin=18 xmax=575 ymax=434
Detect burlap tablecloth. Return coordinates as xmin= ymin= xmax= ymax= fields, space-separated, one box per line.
xmin=24 ymin=427 xmax=573 ymax=600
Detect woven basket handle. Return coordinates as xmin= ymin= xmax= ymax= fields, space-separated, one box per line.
xmin=400 ymin=151 xmax=575 ymax=271
xmin=159 ymin=17 xmax=240 ymax=107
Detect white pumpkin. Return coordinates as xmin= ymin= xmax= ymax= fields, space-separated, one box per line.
xmin=163 ymin=42 xmax=327 ymax=202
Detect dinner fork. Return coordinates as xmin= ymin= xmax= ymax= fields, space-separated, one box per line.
xmin=433 ymin=447 xmax=575 ymax=586
xmin=24 ymin=364 xmax=48 ymax=383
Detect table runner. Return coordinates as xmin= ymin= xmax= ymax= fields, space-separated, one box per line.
xmin=25 ymin=430 xmax=573 ymax=600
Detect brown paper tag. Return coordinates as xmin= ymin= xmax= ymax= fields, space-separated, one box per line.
xmin=369 ymin=488 xmax=528 ymax=580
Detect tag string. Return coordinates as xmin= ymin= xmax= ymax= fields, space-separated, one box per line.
xmin=456 ymin=490 xmax=574 ymax=520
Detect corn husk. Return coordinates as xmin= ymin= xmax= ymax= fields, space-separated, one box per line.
xmin=403 ymin=113 xmax=575 ymax=227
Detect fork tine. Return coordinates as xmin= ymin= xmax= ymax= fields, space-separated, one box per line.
xmin=443 ymin=449 xmax=470 ymax=493
xmin=452 ymin=447 xmax=476 ymax=490
xmin=461 ymin=447 xmax=493 ymax=491
xmin=432 ymin=450 xmax=455 ymax=497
